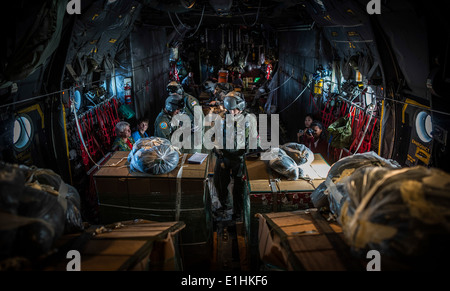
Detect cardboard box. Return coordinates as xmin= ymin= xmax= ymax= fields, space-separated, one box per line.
xmin=46 ymin=220 xmax=185 ymax=271
xmin=93 ymin=151 xmax=213 ymax=270
xmin=257 ymin=210 xmax=363 ymax=271
xmin=243 ymin=154 xmax=331 ymax=269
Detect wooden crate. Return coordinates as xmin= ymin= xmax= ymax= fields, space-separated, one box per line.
xmin=93 ymin=151 xmax=213 ymax=270
xmin=257 ymin=210 xmax=364 ymax=271
xmin=45 ymin=220 xmax=185 ymax=271
xmin=243 ymin=153 xmax=330 ymax=269
xmin=243 ymin=154 xmax=330 ymax=230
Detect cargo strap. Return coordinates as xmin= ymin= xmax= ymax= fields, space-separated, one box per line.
xmin=309 ymin=210 xmax=363 ymax=270
xmin=267 ymin=166 xmax=282 ymax=212
xmin=175 ymin=154 xmax=188 ymax=221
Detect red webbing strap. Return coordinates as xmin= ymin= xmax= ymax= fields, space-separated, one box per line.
xmin=113 ymin=98 xmax=121 ymax=123
xmin=105 ymin=101 xmax=117 ymax=138
xmin=339 ymin=101 xmax=348 ymax=119
xmin=359 ymin=117 xmax=378 ymax=153
xmin=100 ymin=102 xmax=114 ymax=140
xmin=84 ymin=111 xmax=98 ymax=157
xmin=349 ymin=110 xmax=367 ymax=153
xmin=95 ymin=106 xmax=111 ymax=146
xmin=76 ymin=116 xmax=89 ymax=167
xmin=88 ymin=110 xmax=104 ymax=157
xmin=321 ymin=97 xmax=336 ymax=128
xmin=309 ymin=92 xmax=319 ymax=112
xmin=349 ymin=111 xmax=377 ymax=154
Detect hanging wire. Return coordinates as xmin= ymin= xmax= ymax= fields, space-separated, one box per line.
xmin=175 ymin=13 xmax=190 ymax=29
xmin=3 ymin=60 xmax=450 ymax=117
xmin=240 ymin=0 xmax=261 ymax=27
xmin=168 ymin=5 xmax=205 ymax=38
xmin=0 ymin=59 xmax=167 ymax=110
xmin=187 ymin=5 xmax=205 ymax=38
xmin=278 ymin=76 xmax=314 ymax=114
xmin=260 ymin=75 xmax=293 ymax=96
xmin=168 ymin=11 xmax=184 ymax=36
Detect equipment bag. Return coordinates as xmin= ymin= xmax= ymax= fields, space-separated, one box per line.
xmin=328 ymin=116 xmax=353 ymax=149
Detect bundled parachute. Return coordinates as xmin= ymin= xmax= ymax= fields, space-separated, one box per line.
xmin=127 ymin=136 xmax=171 ymax=163
xmin=128 ymin=137 xmax=181 ymax=175
xmin=267 ymin=148 xmax=299 ymax=180
xmin=265 ymin=143 xmax=316 ymax=180
xmin=339 ymin=166 xmax=450 ymax=270
xmin=310 ymin=151 xmax=401 ymax=215
xmin=280 ymin=142 xmax=314 ymax=166
xmin=0 ymin=163 xmax=83 ymax=260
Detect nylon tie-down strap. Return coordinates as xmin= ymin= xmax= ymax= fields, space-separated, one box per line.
xmin=175 ymin=154 xmax=188 ymax=221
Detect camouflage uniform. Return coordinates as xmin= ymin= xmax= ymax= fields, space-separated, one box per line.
xmin=213 ymin=110 xmax=259 ymax=219
xmin=154 ymin=110 xmax=176 ymax=141
xmin=112 ymin=136 xmax=135 ymax=151
xmin=183 ymin=93 xmax=204 ymax=153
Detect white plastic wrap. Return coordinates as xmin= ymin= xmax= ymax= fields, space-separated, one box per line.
xmin=280 ymin=142 xmax=315 ymax=166
xmin=267 ymin=148 xmax=299 ymax=180
xmin=127 ymin=136 xmax=171 ymax=163
xmin=129 ymin=143 xmax=181 ymax=175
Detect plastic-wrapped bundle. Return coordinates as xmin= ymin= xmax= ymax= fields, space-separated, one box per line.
xmin=267 ymin=148 xmax=299 ymax=180
xmin=26 ymin=168 xmax=84 ymax=234
xmin=280 ymin=142 xmax=314 ymax=166
xmin=64 ymin=185 xmax=83 ymax=234
xmin=310 ymin=151 xmax=401 ymax=215
xmin=129 ymin=144 xmax=180 ymax=175
xmin=0 ymin=163 xmax=26 ymax=259
xmin=0 ymin=163 xmax=67 ymax=259
xmin=0 ymin=163 xmax=84 ymax=260
xmin=339 ymin=166 xmax=450 ymax=269
xmin=14 ymin=185 xmax=65 ymax=258
xmin=128 ymin=136 xmax=171 ymax=163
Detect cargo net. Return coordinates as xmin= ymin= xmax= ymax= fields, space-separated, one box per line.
xmin=321 ymin=97 xmax=337 ymax=128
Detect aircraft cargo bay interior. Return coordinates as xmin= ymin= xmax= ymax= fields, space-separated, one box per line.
xmin=1 ymin=0 xmax=450 ymax=277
